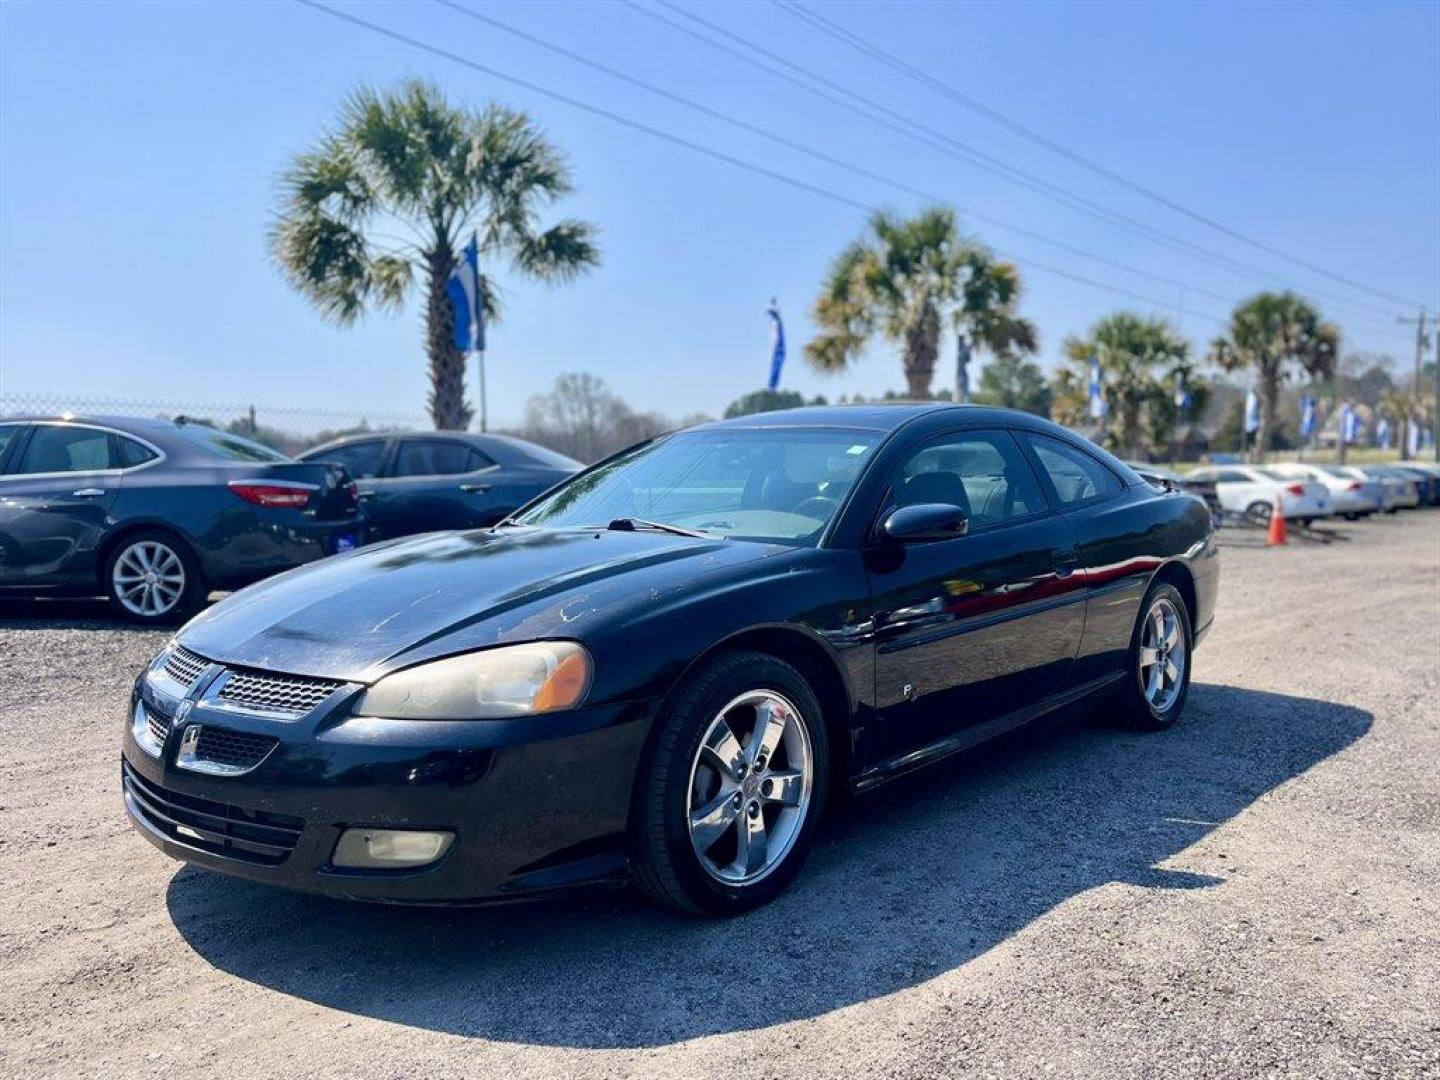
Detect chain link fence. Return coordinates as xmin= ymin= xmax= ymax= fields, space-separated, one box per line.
xmin=0 ymin=393 xmax=430 ymax=455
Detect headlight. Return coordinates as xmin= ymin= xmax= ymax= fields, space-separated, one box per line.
xmin=354 ymin=641 xmax=592 ymax=720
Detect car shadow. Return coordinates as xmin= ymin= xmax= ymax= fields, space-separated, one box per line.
xmin=165 ymin=683 xmax=1369 ymax=1049
xmin=0 ymin=594 xmax=226 ymax=630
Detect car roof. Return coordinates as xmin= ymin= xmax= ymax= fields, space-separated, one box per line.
xmin=689 ymin=402 xmax=1064 ymax=434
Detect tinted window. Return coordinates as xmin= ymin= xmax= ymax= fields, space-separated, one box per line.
xmin=116 ymin=436 xmax=158 ymax=468
xmin=16 ymin=425 xmax=114 ymax=473
xmin=515 ymin=428 xmax=880 ymax=544
xmin=394 ymin=439 xmax=487 ymax=477
xmin=1026 ymin=434 xmax=1123 ymax=505
xmin=891 ymin=430 xmax=1044 ymax=528
xmin=0 ymin=424 xmax=20 ymax=466
xmin=174 ymin=424 xmax=290 ymax=462
xmin=312 ymin=440 xmax=387 ymax=479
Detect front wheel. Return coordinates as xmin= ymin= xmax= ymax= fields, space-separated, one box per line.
xmin=631 ymin=650 xmax=829 ymax=915
xmin=104 ymin=531 xmax=204 ymax=624
xmin=1116 ymin=583 xmax=1193 ymax=730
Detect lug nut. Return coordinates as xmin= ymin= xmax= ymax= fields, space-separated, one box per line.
xmin=732 ymin=793 xmax=743 ymax=808
xmin=761 ymin=778 xmax=773 ymax=797
xmin=747 ymin=801 xmax=760 ymax=818
xmin=754 ymin=755 xmax=766 ymax=770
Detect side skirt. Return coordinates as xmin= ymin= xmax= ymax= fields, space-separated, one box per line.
xmin=850 ymin=671 xmax=1126 ymax=795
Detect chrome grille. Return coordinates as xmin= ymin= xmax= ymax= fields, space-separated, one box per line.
xmin=216 ymin=668 xmax=343 ymax=717
xmin=162 ymin=645 xmax=209 ymax=689
xmin=147 ymin=708 xmax=170 ymax=747
xmin=192 ymin=726 xmax=278 ymax=771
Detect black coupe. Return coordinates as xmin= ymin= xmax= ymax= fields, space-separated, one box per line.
xmin=122 ymin=405 xmax=1218 ymax=915
xmin=0 ymin=416 xmax=363 ymax=623
xmin=298 ymin=430 xmax=579 ymax=542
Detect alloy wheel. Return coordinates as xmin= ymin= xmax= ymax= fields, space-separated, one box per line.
xmin=686 ymin=689 xmax=814 ymax=886
xmin=1138 ymin=596 xmax=1186 ymax=713
xmin=112 ymin=541 xmax=186 ymax=617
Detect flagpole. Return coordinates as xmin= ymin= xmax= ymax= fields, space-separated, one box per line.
xmin=477 ymin=347 xmax=487 ymax=433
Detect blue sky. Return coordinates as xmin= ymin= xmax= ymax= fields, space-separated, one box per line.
xmin=2 ymin=0 xmax=1436 ymax=430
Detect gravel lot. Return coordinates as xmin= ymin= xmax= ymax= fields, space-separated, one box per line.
xmin=1 ymin=512 xmax=1437 ymax=1079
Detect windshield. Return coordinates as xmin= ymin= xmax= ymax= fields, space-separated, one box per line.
xmin=512 ymin=427 xmax=881 ymax=544
xmin=174 ymin=424 xmax=291 ymax=463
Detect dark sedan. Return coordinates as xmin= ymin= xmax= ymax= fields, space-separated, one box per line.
xmin=298 ymin=430 xmax=579 ymax=542
xmin=0 ymin=416 xmax=363 ymax=623
xmin=122 ymin=405 xmax=1218 ymax=915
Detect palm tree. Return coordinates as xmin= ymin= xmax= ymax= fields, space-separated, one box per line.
xmin=1059 ymin=312 xmax=1191 ymax=458
xmin=1207 ymin=292 xmax=1338 ymax=463
xmin=805 ymin=207 xmax=1036 ymax=399
xmin=271 ymin=80 xmax=599 ymax=430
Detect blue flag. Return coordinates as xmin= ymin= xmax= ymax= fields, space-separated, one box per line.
xmin=1243 ymin=389 xmax=1260 ymax=434
xmin=766 ymin=300 xmax=786 ymax=391
xmin=1375 ymin=416 xmax=1390 ymax=449
xmin=1174 ymin=384 xmax=1191 ymax=423
xmin=1087 ymin=355 xmax=1106 ymax=420
xmin=1407 ymin=418 xmax=1422 ymax=457
xmin=1340 ymin=403 xmax=1358 ymax=445
xmin=1299 ymin=394 xmax=1316 ymax=439
xmin=446 ymin=233 xmax=484 ymax=353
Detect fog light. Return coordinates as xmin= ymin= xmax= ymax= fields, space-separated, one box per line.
xmin=332 ymin=828 xmax=454 ymax=869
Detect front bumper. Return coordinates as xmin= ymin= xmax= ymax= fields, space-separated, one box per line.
xmin=121 ymin=675 xmax=657 ymax=903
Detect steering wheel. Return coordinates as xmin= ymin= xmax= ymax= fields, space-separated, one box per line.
xmin=792 ymin=495 xmax=839 ymax=521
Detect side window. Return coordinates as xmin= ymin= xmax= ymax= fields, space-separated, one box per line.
xmin=394 ymin=439 xmax=476 ymax=477
xmin=16 ymin=425 xmax=115 ymax=474
xmin=1215 ymin=470 xmax=1250 ymax=483
xmin=116 ymin=436 xmax=158 ymax=469
xmin=890 ymin=429 xmax=1045 ymax=529
xmin=0 ymin=424 xmax=21 ymax=469
xmin=1025 ymin=433 xmax=1123 ymax=506
xmin=314 ymin=440 xmax=387 ymax=479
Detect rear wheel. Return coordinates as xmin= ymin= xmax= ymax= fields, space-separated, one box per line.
xmin=104 ymin=531 xmax=204 ymax=625
xmin=631 ymin=650 xmax=829 ymax=915
xmin=1244 ymin=500 xmax=1273 ymax=525
xmin=1116 ymin=583 xmax=1192 ymax=731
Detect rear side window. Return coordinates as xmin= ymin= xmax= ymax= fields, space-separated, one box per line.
xmin=174 ymin=424 xmax=289 ymax=462
xmin=311 ymin=440 xmax=387 ymax=479
xmin=16 ymin=425 xmax=114 ymax=473
xmin=394 ymin=439 xmax=489 ymax=477
xmin=116 ymin=436 xmax=158 ymax=468
xmin=1025 ymin=433 xmax=1122 ymax=506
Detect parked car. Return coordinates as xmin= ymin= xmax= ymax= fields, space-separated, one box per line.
xmin=1182 ymin=464 xmax=1331 ymax=523
xmin=0 ymin=416 xmax=363 ymax=622
xmin=299 ymin=431 xmax=580 ymax=542
xmin=123 ymin=404 xmax=1218 ymax=915
xmin=1267 ymin=462 xmax=1382 ymax=520
xmin=1387 ymin=463 xmax=1440 ymax=507
xmin=1335 ymin=465 xmax=1419 ymax=512
xmin=1127 ymin=462 xmax=1220 ymax=522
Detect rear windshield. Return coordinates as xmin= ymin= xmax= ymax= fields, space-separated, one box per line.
xmin=173 ymin=424 xmax=290 ymax=463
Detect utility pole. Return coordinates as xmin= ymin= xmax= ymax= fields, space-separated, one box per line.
xmin=1397 ymin=308 xmax=1432 ymax=460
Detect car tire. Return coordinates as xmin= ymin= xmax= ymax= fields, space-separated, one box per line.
xmin=631 ymin=649 xmax=829 ymax=916
xmin=1244 ymin=500 xmax=1272 ymax=525
xmin=1115 ymin=582 xmax=1193 ymax=731
xmin=103 ymin=531 xmax=205 ymax=625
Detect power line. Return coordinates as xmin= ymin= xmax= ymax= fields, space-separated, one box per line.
xmin=437 ymin=0 xmax=1244 ymax=318
xmin=634 ymin=0 xmax=1408 ymax=329
xmin=774 ymin=0 xmax=1426 ymax=312
xmin=296 ymin=0 xmax=1230 ymax=327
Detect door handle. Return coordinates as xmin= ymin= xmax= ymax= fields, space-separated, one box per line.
xmin=459 ymin=483 xmax=492 ymax=494
xmin=1052 ymin=549 xmax=1080 ymax=578
xmin=72 ymin=488 xmax=106 ymax=498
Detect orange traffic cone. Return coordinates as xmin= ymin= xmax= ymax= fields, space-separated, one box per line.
xmin=1267 ymin=493 xmax=1288 ymax=546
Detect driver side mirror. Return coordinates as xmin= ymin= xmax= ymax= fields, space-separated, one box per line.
xmin=881 ymin=502 xmax=969 ymax=543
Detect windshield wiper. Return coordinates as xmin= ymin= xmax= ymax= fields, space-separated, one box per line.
xmin=605 ymin=517 xmax=714 ymax=539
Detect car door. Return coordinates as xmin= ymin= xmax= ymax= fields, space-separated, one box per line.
xmin=370 ymin=437 xmax=497 ymax=539
xmin=863 ymin=427 xmax=1087 ymax=764
xmin=0 ymin=423 xmax=124 ymax=590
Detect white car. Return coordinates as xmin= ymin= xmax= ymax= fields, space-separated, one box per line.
xmin=1184 ymin=465 xmax=1331 ymax=523
xmin=1268 ymin=462 xmax=1383 ymax=519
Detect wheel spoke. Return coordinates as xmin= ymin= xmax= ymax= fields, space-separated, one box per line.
xmin=1138 ymin=646 xmax=1159 ymax=667
xmin=1146 ymin=663 xmax=1163 ymax=701
xmin=761 ymin=769 xmax=804 ymax=806
xmin=734 ymin=809 xmax=768 ymax=875
xmin=690 ymin=791 xmax=739 ymax=851
xmin=700 ymin=722 xmax=745 ymax=781
xmin=1164 ymin=658 xmax=1180 ymax=685
xmin=1164 ymin=614 xmax=1180 ymax=650
xmin=749 ymin=701 xmax=787 ymax=765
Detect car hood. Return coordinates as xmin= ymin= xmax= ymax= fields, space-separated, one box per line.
xmin=178 ymin=527 xmax=778 ymax=682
